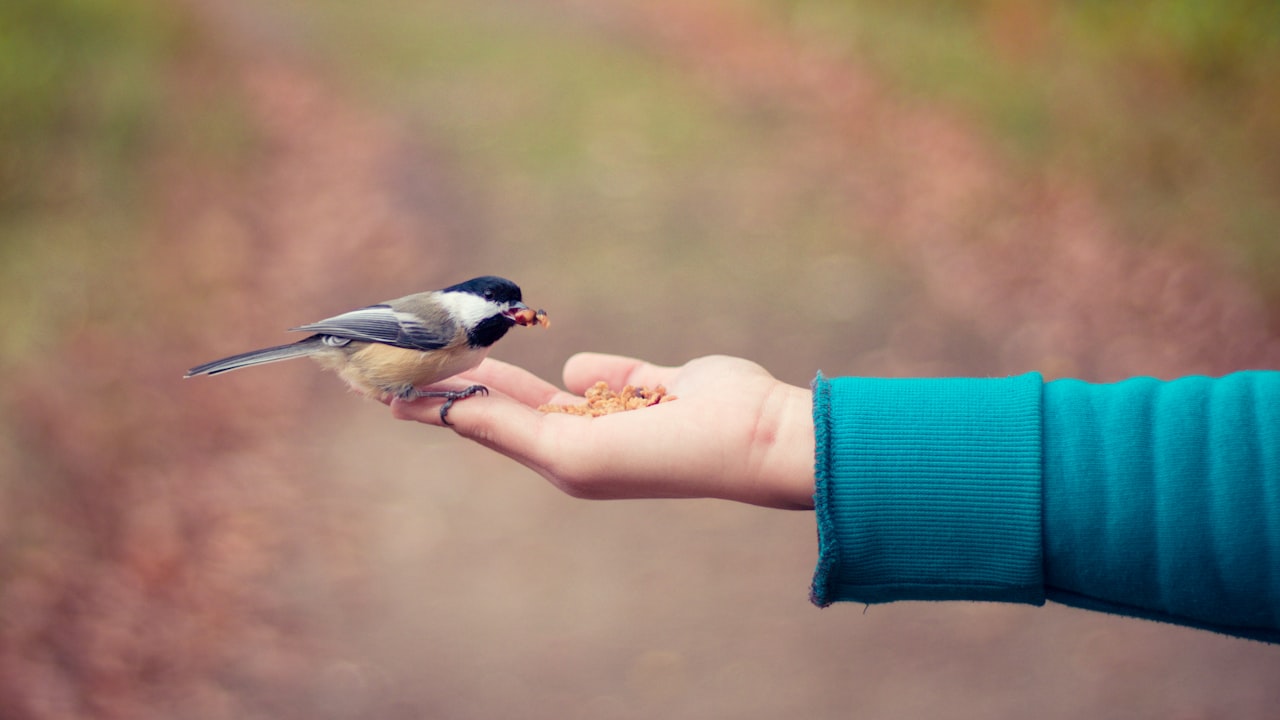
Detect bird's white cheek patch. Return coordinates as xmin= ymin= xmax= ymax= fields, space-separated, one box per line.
xmin=437 ymin=292 xmax=500 ymax=328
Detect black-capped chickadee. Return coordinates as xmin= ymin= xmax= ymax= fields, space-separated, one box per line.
xmin=185 ymin=275 xmax=547 ymax=424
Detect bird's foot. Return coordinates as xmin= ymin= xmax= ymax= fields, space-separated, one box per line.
xmin=410 ymin=384 xmax=489 ymax=426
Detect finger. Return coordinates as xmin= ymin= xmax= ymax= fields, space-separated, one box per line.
xmin=458 ymin=358 xmax=568 ymax=407
xmin=440 ymin=394 xmax=690 ymax=501
xmin=389 ymin=374 xmax=578 ymax=427
xmin=562 ymin=352 xmax=676 ymax=394
xmin=400 ymin=388 xmax=582 ymax=475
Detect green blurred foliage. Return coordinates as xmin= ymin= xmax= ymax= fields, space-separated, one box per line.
xmin=0 ymin=0 xmax=176 ymax=210
xmin=1060 ymin=0 xmax=1280 ymax=291
xmin=0 ymin=0 xmax=179 ymax=364
xmin=771 ymin=0 xmax=1280 ymax=302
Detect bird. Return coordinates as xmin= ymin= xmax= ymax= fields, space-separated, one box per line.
xmin=185 ymin=275 xmax=547 ymax=424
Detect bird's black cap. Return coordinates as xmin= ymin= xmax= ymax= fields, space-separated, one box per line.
xmin=442 ymin=276 xmax=523 ymax=305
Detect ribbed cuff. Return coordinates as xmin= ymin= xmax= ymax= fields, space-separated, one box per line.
xmin=811 ymin=373 xmax=1046 ymax=607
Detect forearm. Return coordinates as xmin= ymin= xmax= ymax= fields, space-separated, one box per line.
xmin=1042 ymin=372 xmax=1280 ymax=642
xmin=811 ymin=371 xmax=1280 ymax=642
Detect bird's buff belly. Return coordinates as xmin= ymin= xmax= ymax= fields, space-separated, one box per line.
xmin=316 ymin=342 xmax=490 ymax=400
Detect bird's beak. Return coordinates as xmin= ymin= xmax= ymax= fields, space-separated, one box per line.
xmin=502 ymin=302 xmax=530 ymax=321
xmin=505 ymin=303 xmax=551 ymax=328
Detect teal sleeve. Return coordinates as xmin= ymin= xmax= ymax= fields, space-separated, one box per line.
xmin=811 ymin=370 xmax=1280 ymax=643
xmin=810 ymin=372 xmax=1046 ymax=607
xmin=1042 ymin=372 xmax=1280 ymax=643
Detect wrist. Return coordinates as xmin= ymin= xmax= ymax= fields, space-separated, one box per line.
xmin=754 ymin=381 xmax=816 ymax=510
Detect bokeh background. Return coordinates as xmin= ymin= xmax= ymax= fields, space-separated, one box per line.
xmin=3 ymin=0 xmax=1279 ymax=717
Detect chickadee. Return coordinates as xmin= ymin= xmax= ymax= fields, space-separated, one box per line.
xmin=185 ymin=275 xmax=547 ymax=424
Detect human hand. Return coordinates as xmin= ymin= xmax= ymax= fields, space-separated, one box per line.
xmin=388 ymin=353 xmax=816 ymax=510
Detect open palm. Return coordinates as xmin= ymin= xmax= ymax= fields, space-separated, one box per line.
xmin=389 ymin=353 xmax=816 ymax=509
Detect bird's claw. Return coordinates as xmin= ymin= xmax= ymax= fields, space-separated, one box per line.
xmin=411 ymin=384 xmax=489 ymax=426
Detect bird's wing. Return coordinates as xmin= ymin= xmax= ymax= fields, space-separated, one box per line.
xmin=290 ymin=304 xmax=453 ymax=351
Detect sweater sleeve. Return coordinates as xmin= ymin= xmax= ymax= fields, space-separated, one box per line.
xmin=1042 ymin=372 xmax=1280 ymax=642
xmin=810 ymin=373 xmax=1047 ymax=607
xmin=811 ymin=370 xmax=1280 ymax=643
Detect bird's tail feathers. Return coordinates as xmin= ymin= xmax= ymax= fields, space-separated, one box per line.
xmin=185 ymin=339 xmax=322 ymax=377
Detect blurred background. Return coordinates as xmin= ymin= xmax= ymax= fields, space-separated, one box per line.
xmin=2 ymin=0 xmax=1279 ymax=717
